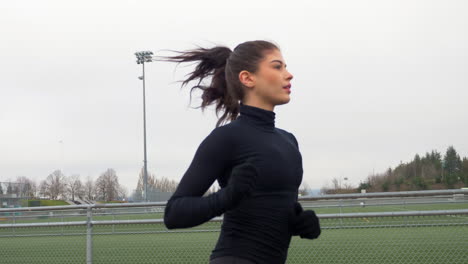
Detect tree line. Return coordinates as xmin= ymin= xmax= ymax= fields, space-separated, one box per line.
xmin=321 ymin=145 xmax=468 ymax=194
xmin=2 ymin=165 xmax=323 ymax=203
xmin=131 ymin=167 xmax=179 ymax=200
xmin=0 ymin=168 xmax=127 ymax=202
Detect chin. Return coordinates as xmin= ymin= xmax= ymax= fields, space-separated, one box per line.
xmin=275 ymin=96 xmax=291 ymax=106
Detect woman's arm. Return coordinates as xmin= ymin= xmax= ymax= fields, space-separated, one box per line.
xmin=163 ymin=126 xmax=237 ymax=229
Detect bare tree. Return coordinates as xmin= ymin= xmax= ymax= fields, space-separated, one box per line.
xmin=117 ymin=185 xmax=128 ymax=200
xmin=331 ymin=177 xmax=341 ymax=189
xmin=299 ymin=181 xmax=311 ymax=196
xmin=42 ymin=170 xmax=67 ymax=199
xmin=30 ymin=179 xmax=38 ymax=198
xmin=154 ymin=176 xmax=178 ymax=192
xmin=95 ymin=168 xmax=120 ymax=202
xmin=66 ymin=174 xmax=84 ymax=200
xmin=136 ymin=167 xmax=156 ymax=193
xmin=15 ymin=176 xmax=34 ymax=197
xmin=320 ymin=176 xmax=356 ymax=194
xmin=136 ymin=167 xmax=179 ymax=193
xmin=342 ymin=182 xmax=354 ymax=190
xmin=84 ymin=175 xmax=95 ymax=201
xmin=39 ymin=180 xmax=48 ymax=198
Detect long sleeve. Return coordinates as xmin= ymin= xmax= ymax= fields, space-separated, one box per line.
xmin=163 ymin=126 xmax=234 ymax=229
xmin=287 ymin=131 xmax=301 ymax=203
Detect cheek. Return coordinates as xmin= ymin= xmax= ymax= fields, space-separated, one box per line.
xmin=256 ymin=75 xmax=282 ymax=99
xmin=260 ymin=70 xmax=281 ymax=86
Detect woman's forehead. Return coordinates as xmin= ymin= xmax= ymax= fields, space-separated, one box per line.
xmin=262 ymin=49 xmax=285 ymax=63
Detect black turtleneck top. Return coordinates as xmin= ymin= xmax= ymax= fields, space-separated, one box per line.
xmin=164 ymin=102 xmax=303 ymax=264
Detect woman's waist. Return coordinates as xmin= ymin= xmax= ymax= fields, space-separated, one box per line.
xmin=217 ymin=211 xmax=293 ymax=256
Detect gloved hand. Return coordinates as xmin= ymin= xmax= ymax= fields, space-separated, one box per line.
xmin=163 ymin=158 xmax=259 ymax=229
xmin=290 ymin=201 xmax=321 ymax=239
xmin=223 ymin=159 xmax=259 ymax=210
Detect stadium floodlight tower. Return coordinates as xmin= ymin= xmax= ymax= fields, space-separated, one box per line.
xmin=135 ymin=50 xmax=153 ymax=203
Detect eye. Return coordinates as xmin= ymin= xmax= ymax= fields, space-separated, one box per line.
xmin=274 ymin=65 xmax=282 ymax=69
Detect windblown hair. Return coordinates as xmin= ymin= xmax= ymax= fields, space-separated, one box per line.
xmin=153 ymin=40 xmax=280 ymax=128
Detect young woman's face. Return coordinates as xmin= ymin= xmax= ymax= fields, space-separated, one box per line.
xmin=252 ymin=49 xmax=294 ymax=106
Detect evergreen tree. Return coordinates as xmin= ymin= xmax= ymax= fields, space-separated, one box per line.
xmin=461 ymin=157 xmax=468 ymax=186
xmin=442 ymin=146 xmax=462 ymax=187
xmin=413 ymin=154 xmax=422 ymax=178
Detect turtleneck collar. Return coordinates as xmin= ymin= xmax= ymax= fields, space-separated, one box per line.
xmin=237 ymin=102 xmax=276 ymax=132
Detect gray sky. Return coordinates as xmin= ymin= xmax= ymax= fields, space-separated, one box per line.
xmin=1 ymin=0 xmax=467 ymax=195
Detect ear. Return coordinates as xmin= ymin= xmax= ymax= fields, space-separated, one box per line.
xmin=239 ymin=70 xmax=256 ymax=89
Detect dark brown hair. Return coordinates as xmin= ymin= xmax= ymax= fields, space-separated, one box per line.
xmin=154 ymin=40 xmax=280 ymax=128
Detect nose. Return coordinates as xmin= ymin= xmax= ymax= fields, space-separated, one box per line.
xmin=286 ymin=69 xmax=293 ymax=81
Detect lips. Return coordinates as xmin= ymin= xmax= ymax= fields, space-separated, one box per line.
xmin=283 ymin=84 xmax=291 ymax=90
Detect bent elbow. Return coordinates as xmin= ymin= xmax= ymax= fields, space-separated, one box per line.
xmin=164 ymin=217 xmax=176 ymax=230
xmin=162 ymin=196 xmax=209 ymax=229
xmin=163 ymin=201 xmax=177 ymax=229
xmin=163 ymin=214 xmax=177 ymax=230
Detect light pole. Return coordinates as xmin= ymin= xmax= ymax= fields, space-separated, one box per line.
xmin=59 ymin=140 xmax=64 ymax=173
xmin=135 ymin=51 xmax=153 ymax=202
xmin=338 ymin=173 xmax=348 ymax=190
xmin=342 ymin=176 xmax=348 ymax=190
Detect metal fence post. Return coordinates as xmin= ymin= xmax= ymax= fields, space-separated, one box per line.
xmin=12 ymin=211 xmax=16 ymax=236
xmin=112 ymin=209 xmax=115 ymax=234
xmin=339 ymin=198 xmax=343 ymax=227
xmin=86 ymin=206 xmax=93 ymax=264
xmin=61 ymin=211 xmax=64 ymax=235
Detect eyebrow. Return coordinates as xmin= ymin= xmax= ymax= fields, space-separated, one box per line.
xmin=270 ymin=60 xmax=287 ymax=67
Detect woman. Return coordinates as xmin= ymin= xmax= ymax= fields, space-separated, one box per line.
xmin=158 ymin=40 xmax=321 ymax=264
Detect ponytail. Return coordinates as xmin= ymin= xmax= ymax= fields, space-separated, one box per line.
xmin=154 ymin=40 xmax=279 ymax=128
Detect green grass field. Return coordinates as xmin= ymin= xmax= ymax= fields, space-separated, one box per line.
xmin=0 ymin=203 xmax=467 ymax=263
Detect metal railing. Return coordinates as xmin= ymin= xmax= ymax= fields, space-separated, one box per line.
xmin=1 ymin=189 xmax=467 ymax=263
xmin=300 ymin=188 xmax=468 ymax=200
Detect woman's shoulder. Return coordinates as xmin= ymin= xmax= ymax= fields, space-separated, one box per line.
xmin=211 ymin=121 xmax=237 ymax=134
xmin=206 ymin=119 xmax=251 ymax=147
xmin=212 ymin=118 xmax=244 ymax=134
xmin=275 ymin=127 xmax=290 ymax=135
xmin=275 ymin=127 xmax=295 ymax=137
xmin=275 ymin=127 xmax=299 ymax=147
xmin=204 ymin=122 xmax=238 ymax=145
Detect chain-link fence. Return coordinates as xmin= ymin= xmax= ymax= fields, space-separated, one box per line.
xmin=1 ymin=189 xmax=467 ymax=263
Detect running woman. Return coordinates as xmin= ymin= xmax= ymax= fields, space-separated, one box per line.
xmin=158 ymin=40 xmax=321 ymax=264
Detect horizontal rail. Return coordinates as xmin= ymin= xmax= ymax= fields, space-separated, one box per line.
xmin=305 ymin=199 xmax=467 ymax=209
xmin=0 ymin=221 xmax=88 ymax=228
xmin=300 ymin=189 xmax=467 ymax=201
xmin=318 ymin=209 xmax=468 ymax=218
xmin=0 ymin=189 xmax=466 ymax=213
xmin=1 ymin=209 xmax=467 ymax=229
xmin=0 ymin=201 xmax=167 ymax=213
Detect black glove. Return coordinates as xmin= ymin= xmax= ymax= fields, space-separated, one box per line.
xmin=164 ymin=159 xmax=259 ymax=229
xmin=223 ymin=159 xmax=259 ymax=210
xmin=290 ymin=201 xmax=321 ymax=239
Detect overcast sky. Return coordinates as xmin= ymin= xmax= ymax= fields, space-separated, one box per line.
xmin=1 ymin=0 xmax=467 ymax=195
